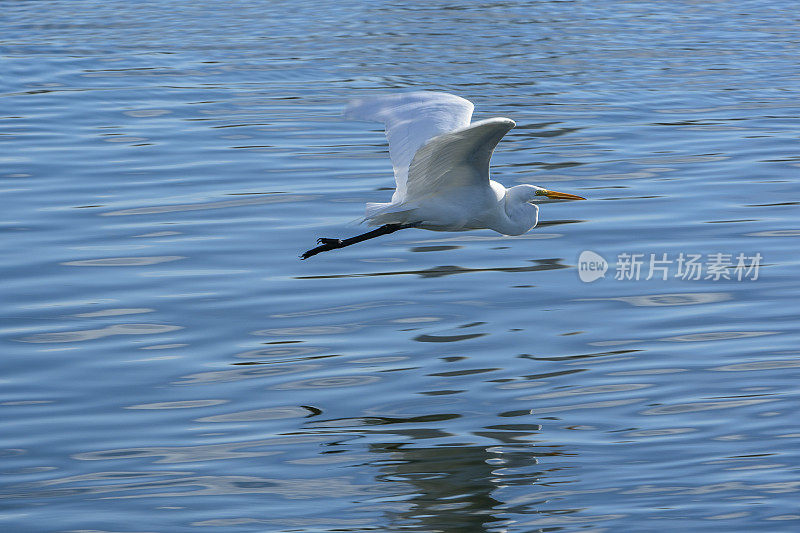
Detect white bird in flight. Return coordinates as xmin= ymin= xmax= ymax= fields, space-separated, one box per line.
xmin=301 ymin=91 xmax=585 ymax=259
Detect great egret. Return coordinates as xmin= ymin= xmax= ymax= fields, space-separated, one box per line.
xmin=301 ymin=91 xmax=585 ymax=259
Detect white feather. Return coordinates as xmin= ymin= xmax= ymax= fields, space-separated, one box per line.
xmin=345 ymin=91 xmax=474 ymax=202
xmin=405 ymin=117 xmax=515 ymax=201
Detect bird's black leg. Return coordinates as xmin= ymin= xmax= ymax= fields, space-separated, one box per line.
xmin=301 ymin=223 xmax=415 ymax=260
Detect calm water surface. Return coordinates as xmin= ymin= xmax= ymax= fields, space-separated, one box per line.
xmin=2 ymin=1 xmax=800 ymax=531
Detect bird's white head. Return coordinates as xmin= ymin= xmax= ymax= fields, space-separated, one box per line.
xmin=502 ymin=184 xmax=585 ymax=236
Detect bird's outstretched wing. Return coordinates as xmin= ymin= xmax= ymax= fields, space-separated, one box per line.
xmin=405 ymin=117 xmax=515 ymax=201
xmin=345 ymin=92 xmax=474 ymax=201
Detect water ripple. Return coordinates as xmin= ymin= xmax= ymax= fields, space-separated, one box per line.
xmin=272 ymin=375 xmax=381 ymax=390
xmin=126 ymin=400 xmax=228 ymax=410
xmin=659 ymin=331 xmax=777 ymax=342
xmin=296 ymin=259 xmax=568 ymax=279
xmin=576 ymin=292 xmax=732 ymax=307
xmin=712 ymin=359 xmax=800 ymax=372
xmin=18 ymin=324 xmax=182 ymax=343
xmin=62 ymin=256 xmax=184 ymax=267
xmin=175 ymin=364 xmax=319 ymax=385
xmin=5 ymin=471 xmax=372 ymax=500
xmin=196 ymin=406 xmax=320 ymax=422
xmin=73 ymin=436 xmax=327 ymax=464
xmin=101 ymin=195 xmax=315 ymax=216
xmin=642 ymin=398 xmax=775 ymax=415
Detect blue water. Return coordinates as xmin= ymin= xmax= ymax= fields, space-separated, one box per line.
xmin=2 ymin=1 xmax=800 ymax=531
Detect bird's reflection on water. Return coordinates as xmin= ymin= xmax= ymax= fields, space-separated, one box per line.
xmin=370 ymin=444 xmax=530 ymax=530
xmin=296 ymin=413 xmax=566 ymax=530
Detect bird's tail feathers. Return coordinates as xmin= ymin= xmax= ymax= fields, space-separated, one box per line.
xmin=363 ymin=202 xmax=416 ymax=226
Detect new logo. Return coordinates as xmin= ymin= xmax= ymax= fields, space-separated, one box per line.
xmin=578 ymin=250 xmax=608 ymax=283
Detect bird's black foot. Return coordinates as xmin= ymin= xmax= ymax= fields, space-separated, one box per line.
xmin=300 ymin=223 xmax=412 ymax=260
xmin=301 ymin=237 xmax=344 ymax=260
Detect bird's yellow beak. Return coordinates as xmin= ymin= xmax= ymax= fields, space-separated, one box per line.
xmin=536 ymin=188 xmax=586 ymax=200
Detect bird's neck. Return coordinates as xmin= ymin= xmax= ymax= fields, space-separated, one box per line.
xmin=495 ymin=188 xmax=539 ymax=236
